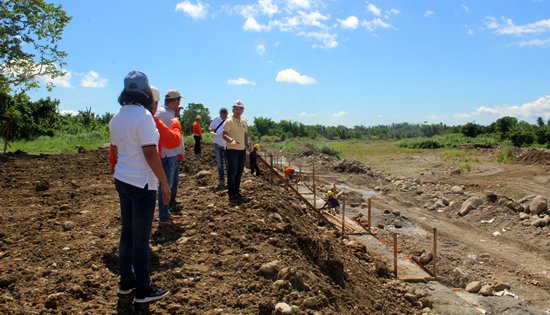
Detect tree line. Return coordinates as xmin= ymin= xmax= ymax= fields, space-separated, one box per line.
xmin=3 ymin=92 xmax=549 ymax=153
xmin=250 ymin=116 xmax=550 ymax=147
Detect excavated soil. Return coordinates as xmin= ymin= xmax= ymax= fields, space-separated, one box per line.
xmin=516 ymin=149 xmax=550 ymax=166
xmin=0 ymin=145 xmax=423 ymax=314
xmin=285 ymin=145 xmax=550 ymax=313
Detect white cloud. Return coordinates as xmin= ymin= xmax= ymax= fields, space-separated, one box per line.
xmin=59 ymin=109 xmax=78 ymax=116
xmin=276 ymin=68 xmax=316 ymax=84
xmin=387 ymin=9 xmax=400 ymax=16
xmin=454 ymin=113 xmax=472 ymax=119
xmin=258 ymin=0 xmax=278 ymax=16
xmin=367 ymin=3 xmax=382 ymax=17
xmin=286 ymin=0 xmax=311 ymax=10
xmin=338 ymin=16 xmax=359 ymax=29
xmin=427 ymin=114 xmax=447 ymax=121
xmin=332 ymin=111 xmax=348 ymax=118
xmin=516 ymin=38 xmax=550 ymax=47
xmin=486 ymin=16 xmax=550 ymax=35
xmin=227 ymin=77 xmax=256 ymax=86
xmin=298 ymin=31 xmax=338 ymax=48
xmin=461 ymin=4 xmax=470 ymax=13
xmin=176 ymin=1 xmax=208 ymax=20
xmin=43 ymin=71 xmax=73 ymax=88
xmin=299 ymin=11 xmax=330 ymax=28
xmin=231 ymin=1 xmax=396 ymax=49
xmin=80 ymin=71 xmax=108 ymax=88
xmin=256 ymin=43 xmax=266 ymax=55
xmin=243 ymin=17 xmax=270 ymax=31
xmin=424 ymin=10 xmax=435 ymax=18
xmin=299 ymin=112 xmax=317 ymax=117
xmin=474 ymin=95 xmax=550 ymax=119
xmin=362 ymin=18 xmax=391 ymax=31
xmin=465 ymin=25 xmax=474 ymax=35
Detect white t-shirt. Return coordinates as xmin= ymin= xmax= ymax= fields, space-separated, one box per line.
xmin=156 ymin=106 xmax=184 ymax=158
xmin=210 ymin=116 xmax=226 ymax=147
xmin=109 ymin=105 xmax=160 ymax=190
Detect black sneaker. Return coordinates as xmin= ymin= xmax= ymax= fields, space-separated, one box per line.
xmin=118 ymin=280 xmax=136 ymax=295
xmin=134 ymin=286 xmax=170 ymax=303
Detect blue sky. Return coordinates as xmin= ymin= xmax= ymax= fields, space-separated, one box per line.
xmin=30 ymin=0 xmax=550 ymax=126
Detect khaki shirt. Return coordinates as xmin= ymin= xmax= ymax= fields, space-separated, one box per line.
xmin=223 ymin=115 xmax=248 ymax=150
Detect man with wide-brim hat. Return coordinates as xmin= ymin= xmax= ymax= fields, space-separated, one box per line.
xmin=155 ymin=89 xmax=185 ymax=224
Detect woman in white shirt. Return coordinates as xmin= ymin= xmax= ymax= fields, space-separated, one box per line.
xmin=109 ymin=70 xmax=170 ymax=304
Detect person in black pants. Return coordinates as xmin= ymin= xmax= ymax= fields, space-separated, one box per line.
xmin=192 ymin=114 xmax=202 ymax=155
xmin=249 ymin=143 xmax=261 ymax=177
xmin=223 ymin=100 xmax=248 ymax=201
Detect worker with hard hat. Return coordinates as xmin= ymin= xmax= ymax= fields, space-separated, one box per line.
xmin=192 ymin=114 xmax=202 ymax=155
xmin=322 ymin=190 xmax=341 ymax=214
xmin=223 ymin=100 xmax=249 ymax=202
xmin=249 ymin=143 xmax=261 ymax=177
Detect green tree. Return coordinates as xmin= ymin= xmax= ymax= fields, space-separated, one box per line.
xmin=536 ymin=117 xmax=545 ymax=128
xmin=492 ymin=116 xmax=518 ymax=140
xmin=253 ymin=117 xmax=276 ymax=137
xmin=0 ymin=91 xmax=60 ymax=152
xmin=0 ymin=0 xmax=71 ymax=91
xmin=461 ymin=122 xmax=484 ymax=138
xmin=508 ymin=122 xmax=535 ymax=147
xmin=180 ymin=103 xmax=211 ymax=135
xmin=0 ymin=0 xmax=70 ymax=151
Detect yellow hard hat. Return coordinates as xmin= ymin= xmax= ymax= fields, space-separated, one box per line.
xmin=195 ymin=114 xmax=201 ymax=120
xmin=327 ymin=190 xmax=333 ymax=197
xmin=254 ymin=144 xmax=260 ymax=150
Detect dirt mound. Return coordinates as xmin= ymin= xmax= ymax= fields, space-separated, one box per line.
xmin=332 ymin=159 xmax=370 ymax=174
xmin=516 ymin=149 xmax=550 ymax=166
xmin=0 ymin=144 xmax=421 ymax=314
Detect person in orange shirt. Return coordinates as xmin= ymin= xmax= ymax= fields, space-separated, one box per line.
xmin=192 ymin=114 xmax=202 ymax=155
xmin=110 ymin=86 xmax=182 ymax=174
xmin=284 ymin=166 xmax=295 ymax=181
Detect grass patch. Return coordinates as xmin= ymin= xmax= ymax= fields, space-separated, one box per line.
xmin=495 ymin=146 xmax=515 ymax=163
xmin=279 ymin=140 xmax=299 ymax=155
xmin=396 ymin=133 xmax=501 ymax=150
xmin=9 ymin=129 xmax=110 ymax=154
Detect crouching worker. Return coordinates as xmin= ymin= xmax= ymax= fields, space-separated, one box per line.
xmin=109 ymin=71 xmax=170 ymax=304
xmin=284 ymin=166 xmax=295 ymax=181
xmin=250 ymin=144 xmax=261 ymax=177
xmin=322 ymin=190 xmax=341 ymax=214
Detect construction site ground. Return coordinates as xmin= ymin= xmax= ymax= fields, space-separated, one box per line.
xmin=1 ymin=145 xmax=428 ymax=315
xmin=1 ymin=143 xmax=549 ymax=314
xmin=270 ymin=143 xmax=550 ymax=315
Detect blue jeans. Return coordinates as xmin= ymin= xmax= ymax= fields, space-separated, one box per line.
xmin=214 ymin=144 xmax=226 ymax=182
xmin=115 ymin=179 xmax=156 ymax=290
xmin=158 ymin=156 xmax=179 ymax=221
xmin=226 ymin=149 xmax=246 ymax=196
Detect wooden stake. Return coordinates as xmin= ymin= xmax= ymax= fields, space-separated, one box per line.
xmin=269 ymin=154 xmax=273 ymax=185
xmin=393 ymin=233 xmax=398 ymax=277
xmin=312 ymin=162 xmax=316 ymax=209
xmin=342 ymin=198 xmax=346 ymax=234
xmin=433 ymin=228 xmax=437 ymax=277
xmin=297 ymin=165 xmax=301 ymax=191
xmin=368 ymin=197 xmax=372 ymax=234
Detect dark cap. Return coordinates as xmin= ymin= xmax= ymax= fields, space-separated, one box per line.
xmin=123 ymin=70 xmax=150 ymax=99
